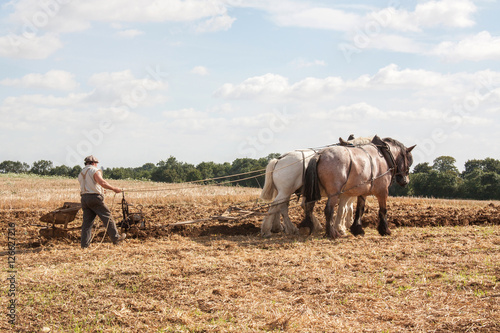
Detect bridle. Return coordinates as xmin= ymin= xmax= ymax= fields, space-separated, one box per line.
xmin=372 ymin=140 xmax=409 ymax=185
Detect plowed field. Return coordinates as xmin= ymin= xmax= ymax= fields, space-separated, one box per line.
xmin=1 ymin=175 xmax=499 ymax=332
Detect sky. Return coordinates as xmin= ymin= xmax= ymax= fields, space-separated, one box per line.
xmin=1 ymin=0 xmax=500 ymax=170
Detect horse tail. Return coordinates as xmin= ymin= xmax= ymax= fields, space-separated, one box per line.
xmin=303 ymin=154 xmax=321 ymax=203
xmin=260 ymin=158 xmax=278 ymax=201
xmin=298 ymin=154 xmax=322 ymax=232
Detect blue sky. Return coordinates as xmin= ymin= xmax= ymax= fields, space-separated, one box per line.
xmin=1 ymin=0 xmax=500 ymax=170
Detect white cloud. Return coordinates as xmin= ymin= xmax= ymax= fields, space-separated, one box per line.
xmin=190 ymin=66 xmax=209 ymax=76
xmin=195 ymin=14 xmax=236 ymax=33
xmin=2 ymin=93 xmax=89 ymax=108
xmin=7 ymin=0 xmax=233 ymax=34
xmin=370 ymin=64 xmax=447 ymax=88
xmin=309 ymin=102 xmax=489 ymax=125
xmin=0 ymin=69 xmax=169 ymax=133
xmin=289 ymin=58 xmax=326 ymax=68
xmin=229 ymin=0 xmax=476 ymax=33
xmin=214 ymin=64 xmax=500 ymax=102
xmin=364 ymin=34 xmax=424 ymax=54
xmin=214 ymin=73 xmax=291 ymax=100
xmin=363 ymin=0 xmax=476 ymax=32
xmin=413 ymin=0 xmax=476 ymax=28
xmin=432 ymin=31 xmax=500 ymax=62
xmin=86 ymin=70 xmax=168 ymax=105
xmin=0 ymin=33 xmax=62 ymax=59
xmin=273 ymin=7 xmax=361 ymax=31
xmin=116 ymin=29 xmax=144 ymax=38
xmin=162 ymin=107 xmax=229 ymax=131
xmin=1 ymin=70 xmax=78 ymax=91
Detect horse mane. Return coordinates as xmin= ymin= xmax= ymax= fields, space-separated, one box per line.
xmin=382 ymin=137 xmax=413 ymax=165
xmin=350 ymin=136 xmax=374 ymax=145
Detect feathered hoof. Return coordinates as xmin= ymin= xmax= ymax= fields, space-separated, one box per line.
xmin=283 ymin=226 xmax=299 ymax=236
xmin=327 ymin=229 xmax=342 ymax=239
xmin=350 ymin=224 xmax=365 ymax=236
xmin=271 ymin=227 xmax=283 ymax=233
xmin=337 ymin=228 xmax=347 ymax=236
xmin=261 ymin=232 xmax=273 ymax=238
xmin=378 ymin=227 xmax=391 ymax=236
xmin=299 ymin=227 xmax=311 ymax=236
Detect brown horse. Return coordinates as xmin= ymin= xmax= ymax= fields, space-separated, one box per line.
xmin=300 ymin=136 xmax=415 ymax=238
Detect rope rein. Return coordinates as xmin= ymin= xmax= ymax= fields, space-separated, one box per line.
xmin=82 ymin=140 xmax=406 ymax=239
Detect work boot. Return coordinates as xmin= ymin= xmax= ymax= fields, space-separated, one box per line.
xmin=113 ymin=233 xmax=127 ymax=245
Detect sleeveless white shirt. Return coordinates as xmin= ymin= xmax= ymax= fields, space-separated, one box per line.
xmin=78 ymin=165 xmax=104 ymax=195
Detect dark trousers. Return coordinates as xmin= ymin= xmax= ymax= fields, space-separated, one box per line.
xmin=81 ymin=194 xmax=120 ymax=248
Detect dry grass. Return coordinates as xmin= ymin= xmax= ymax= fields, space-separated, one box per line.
xmin=1 ymin=174 xmax=499 ymax=332
xmin=0 ymin=173 xmax=261 ymax=210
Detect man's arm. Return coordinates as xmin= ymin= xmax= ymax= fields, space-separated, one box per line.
xmin=94 ymin=170 xmax=122 ymax=193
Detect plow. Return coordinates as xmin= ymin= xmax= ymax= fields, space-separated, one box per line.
xmin=36 ymin=192 xmax=279 ymax=240
xmin=37 ymin=193 xmax=149 ymax=239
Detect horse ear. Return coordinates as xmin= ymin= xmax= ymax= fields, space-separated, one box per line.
xmin=406 ymin=145 xmax=416 ymax=153
xmin=371 ymin=135 xmax=382 ymax=145
xmin=347 ymin=134 xmax=355 ymax=140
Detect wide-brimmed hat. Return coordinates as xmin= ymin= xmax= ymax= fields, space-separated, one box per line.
xmin=84 ymin=155 xmax=99 ymax=163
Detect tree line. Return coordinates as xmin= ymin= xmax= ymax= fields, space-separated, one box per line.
xmin=0 ymin=154 xmax=281 ymax=188
xmin=1 ymin=155 xmax=499 ymax=200
xmin=389 ymin=156 xmax=500 ymax=200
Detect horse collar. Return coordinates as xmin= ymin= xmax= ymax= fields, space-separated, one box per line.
xmin=373 ymin=141 xmax=397 ymax=180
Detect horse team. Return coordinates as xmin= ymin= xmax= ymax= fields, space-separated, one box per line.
xmin=260 ymin=135 xmax=416 ymax=239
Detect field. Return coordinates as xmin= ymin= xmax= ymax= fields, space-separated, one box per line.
xmin=1 ymin=174 xmax=499 ymax=332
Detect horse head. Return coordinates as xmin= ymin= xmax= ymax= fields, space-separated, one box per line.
xmin=372 ymin=136 xmax=415 ymax=187
xmin=386 ymin=138 xmax=415 ymax=187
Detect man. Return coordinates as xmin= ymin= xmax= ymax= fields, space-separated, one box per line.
xmin=78 ymin=155 xmax=126 ymax=248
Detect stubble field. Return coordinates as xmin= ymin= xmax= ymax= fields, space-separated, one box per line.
xmin=1 ymin=174 xmax=499 ymax=332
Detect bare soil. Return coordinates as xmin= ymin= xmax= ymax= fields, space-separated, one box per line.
xmin=1 ymin=183 xmax=499 ymax=332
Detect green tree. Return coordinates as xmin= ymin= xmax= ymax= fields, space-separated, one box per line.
xmin=31 ymin=160 xmax=53 ymax=175
xmin=50 ymin=165 xmax=71 ymax=176
xmin=70 ymin=165 xmax=82 ymax=177
xmin=186 ymin=168 xmax=203 ymax=182
xmin=459 ymin=169 xmax=500 ymax=200
xmin=412 ymin=162 xmax=432 ymax=174
xmin=463 ymin=158 xmax=500 ymax=177
xmin=266 ymin=153 xmax=282 ymax=161
xmin=459 ymin=169 xmax=484 ymax=199
xmin=139 ymin=163 xmax=156 ymax=172
xmin=196 ymin=161 xmax=216 ymax=180
xmin=0 ymin=160 xmax=30 ymax=173
xmin=432 ymin=156 xmax=459 ymax=175
xmin=480 ymin=172 xmax=500 ymax=200
xmin=151 ymin=156 xmax=196 ymax=183
xmin=229 ymin=157 xmax=268 ymax=187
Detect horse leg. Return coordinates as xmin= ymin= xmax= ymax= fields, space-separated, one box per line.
xmin=344 ymin=196 xmax=355 ymax=230
xmin=325 ymin=196 xmax=340 ymax=239
xmin=335 ymin=195 xmax=349 ymax=236
xmin=310 ymin=213 xmax=323 ymax=234
xmin=270 ymin=212 xmax=282 ymax=233
xmin=261 ymin=199 xmax=282 ymax=237
xmin=299 ymin=199 xmax=316 ymax=235
xmin=350 ymin=196 xmax=366 ymax=236
xmin=376 ymin=195 xmax=391 ymax=236
xmin=280 ymin=198 xmax=299 ymax=235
